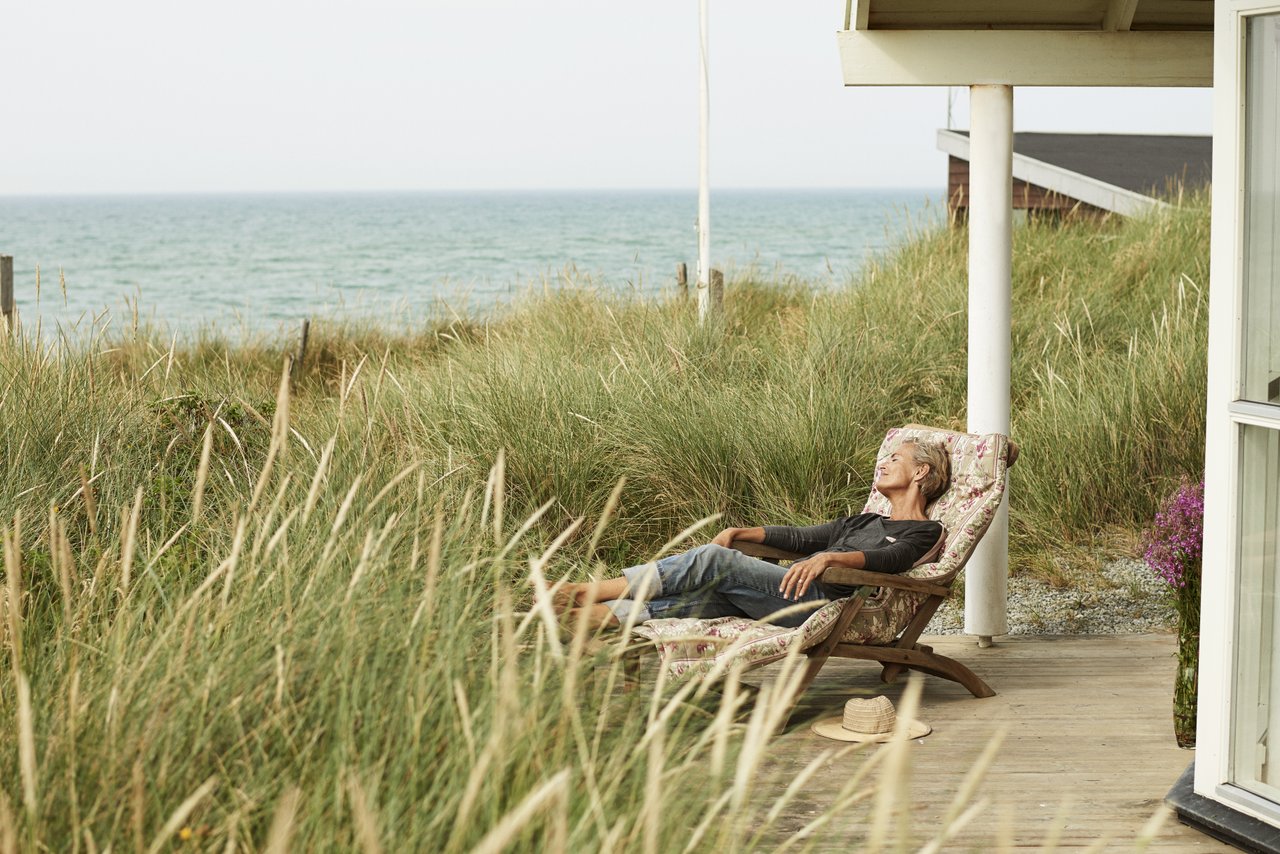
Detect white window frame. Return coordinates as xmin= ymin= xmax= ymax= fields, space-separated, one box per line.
xmin=1198 ymin=0 xmax=1280 ymax=826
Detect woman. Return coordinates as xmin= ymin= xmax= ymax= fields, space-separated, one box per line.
xmin=553 ymin=439 xmax=950 ymax=630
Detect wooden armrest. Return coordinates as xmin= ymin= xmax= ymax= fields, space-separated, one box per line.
xmin=730 ymin=540 xmax=803 ymax=562
xmin=822 ymin=566 xmax=951 ymax=598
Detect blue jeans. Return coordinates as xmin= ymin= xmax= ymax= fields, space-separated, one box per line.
xmin=605 ymin=544 xmax=835 ymax=628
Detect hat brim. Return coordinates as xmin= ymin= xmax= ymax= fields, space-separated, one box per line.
xmin=811 ymin=717 xmax=932 ymax=743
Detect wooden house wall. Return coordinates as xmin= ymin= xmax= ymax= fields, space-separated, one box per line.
xmin=947 ymin=155 xmax=1109 ymax=220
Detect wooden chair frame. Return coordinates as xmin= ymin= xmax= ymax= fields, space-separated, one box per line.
xmin=732 ymin=541 xmax=996 ymax=701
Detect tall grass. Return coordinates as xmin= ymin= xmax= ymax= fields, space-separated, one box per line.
xmin=0 ymin=198 xmax=1207 ymax=847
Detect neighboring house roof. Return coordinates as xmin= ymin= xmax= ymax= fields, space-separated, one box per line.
xmin=938 ymin=129 xmax=1211 ymax=216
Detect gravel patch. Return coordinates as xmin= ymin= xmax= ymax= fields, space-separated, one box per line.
xmin=926 ymin=557 xmax=1176 ymax=636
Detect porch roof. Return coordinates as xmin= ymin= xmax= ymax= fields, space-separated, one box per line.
xmin=838 ymin=0 xmax=1213 ymax=87
xmin=850 ymin=0 xmax=1213 ymax=32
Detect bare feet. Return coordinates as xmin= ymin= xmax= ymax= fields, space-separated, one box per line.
xmin=552 ymin=583 xmax=592 ymax=612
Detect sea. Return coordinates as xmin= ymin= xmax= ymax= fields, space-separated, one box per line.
xmin=0 ymin=189 xmax=939 ymax=338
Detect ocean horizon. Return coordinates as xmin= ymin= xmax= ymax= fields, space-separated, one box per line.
xmin=0 ymin=187 xmax=943 ymax=338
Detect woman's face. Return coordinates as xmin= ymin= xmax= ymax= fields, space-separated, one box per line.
xmin=875 ymin=445 xmax=923 ymax=492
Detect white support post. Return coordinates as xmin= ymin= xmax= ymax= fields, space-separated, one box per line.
xmin=964 ymin=84 xmax=1013 ymax=647
xmin=696 ymin=0 xmax=713 ymax=323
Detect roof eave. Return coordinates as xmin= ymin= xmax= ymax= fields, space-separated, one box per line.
xmin=838 ymin=29 xmax=1212 ymax=87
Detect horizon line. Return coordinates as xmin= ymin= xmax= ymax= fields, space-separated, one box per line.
xmin=0 ymin=185 xmax=943 ymax=200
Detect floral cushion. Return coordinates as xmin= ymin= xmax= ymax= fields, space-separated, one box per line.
xmin=632 ymin=426 xmax=1013 ymax=677
xmin=629 ymin=605 xmax=844 ymax=679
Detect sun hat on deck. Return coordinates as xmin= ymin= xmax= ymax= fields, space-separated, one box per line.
xmin=811 ymin=695 xmax=931 ymax=743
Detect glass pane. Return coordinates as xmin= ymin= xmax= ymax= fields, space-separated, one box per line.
xmin=1232 ymin=424 xmax=1280 ymax=798
xmin=1243 ymin=14 xmax=1280 ymax=405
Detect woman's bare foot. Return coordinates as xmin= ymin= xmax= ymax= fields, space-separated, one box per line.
xmin=552 ymin=583 xmax=593 ymax=613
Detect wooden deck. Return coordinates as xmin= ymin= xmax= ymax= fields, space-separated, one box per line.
xmin=746 ymin=634 xmax=1231 ymax=851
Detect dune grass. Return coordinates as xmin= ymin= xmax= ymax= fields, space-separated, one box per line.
xmin=0 ymin=198 xmax=1207 ymax=848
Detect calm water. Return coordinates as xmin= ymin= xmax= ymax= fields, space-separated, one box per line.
xmin=0 ymin=189 xmax=938 ymax=336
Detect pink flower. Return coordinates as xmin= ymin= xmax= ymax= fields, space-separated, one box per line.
xmin=1143 ymin=479 xmax=1204 ymax=589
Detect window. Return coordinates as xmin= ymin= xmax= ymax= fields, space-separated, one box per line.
xmin=1242 ymin=14 xmax=1280 ymax=406
xmin=1232 ymin=424 xmax=1280 ymax=797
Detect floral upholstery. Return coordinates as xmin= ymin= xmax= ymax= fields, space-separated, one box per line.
xmin=628 ymin=608 xmax=844 ymax=679
xmin=632 ymin=426 xmax=1012 ymax=678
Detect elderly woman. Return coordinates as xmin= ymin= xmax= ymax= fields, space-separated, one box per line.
xmin=554 ymin=439 xmax=950 ymax=630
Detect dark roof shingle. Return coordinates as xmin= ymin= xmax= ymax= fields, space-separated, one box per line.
xmin=954 ymin=131 xmax=1212 ymax=196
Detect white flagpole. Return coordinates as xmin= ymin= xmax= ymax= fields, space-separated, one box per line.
xmin=697 ymin=0 xmax=712 ymax=322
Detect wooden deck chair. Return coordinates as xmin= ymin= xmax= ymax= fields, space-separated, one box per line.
xmin=630 ymin=424 xmax=1018 ymax=705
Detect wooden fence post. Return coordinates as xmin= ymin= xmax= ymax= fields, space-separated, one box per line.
xmin=290 ymin=318 xmax=311 ymax=387
xmin=676 ymin=262 xmax=688 ymax=300
xmin=710 ymin=268 xmax=724 ymax=310
xmin=0 ymin=256 xmax=13 ymax=333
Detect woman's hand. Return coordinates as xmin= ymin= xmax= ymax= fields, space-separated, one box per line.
xmin=780 ymin=553 xmax=833 ymax=599
xmin=711 ymin=527 xmax=741 ymax=549
xmin=711 ymin=526 xmax=764 ymax=550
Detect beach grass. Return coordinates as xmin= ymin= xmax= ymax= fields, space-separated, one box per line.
xmin=0 ymin=197 xmax=1207 ymax=848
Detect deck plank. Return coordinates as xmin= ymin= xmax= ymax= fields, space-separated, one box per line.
xmin=744 ymin=634 xmax=1232 ymax=851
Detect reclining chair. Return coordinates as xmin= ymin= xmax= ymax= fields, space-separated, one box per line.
xmin=631 ymin=424 xmax=1018 ymax=703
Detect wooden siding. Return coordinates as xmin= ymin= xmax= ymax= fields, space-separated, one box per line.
xmin=948 ymin=155 xmax=1110 ymax=221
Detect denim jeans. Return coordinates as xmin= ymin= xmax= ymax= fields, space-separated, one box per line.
xmin=604 ymin=543 xmax=835 ymax=628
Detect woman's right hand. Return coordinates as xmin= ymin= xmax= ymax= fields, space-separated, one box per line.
xmin=711 ymin=527 xmax=741 ymax=549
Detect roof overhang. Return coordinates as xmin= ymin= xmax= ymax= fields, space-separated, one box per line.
xmin=840 ymin=0 xmax=1213 ymax=87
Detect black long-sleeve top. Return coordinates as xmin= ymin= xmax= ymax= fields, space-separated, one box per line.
xmin=762 ymin=513 xmax=943 ymax=575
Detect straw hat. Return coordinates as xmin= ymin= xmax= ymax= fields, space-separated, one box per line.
xmin=811 ymin=695 xmax=931 ymax=743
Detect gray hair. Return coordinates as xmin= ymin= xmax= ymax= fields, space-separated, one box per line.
xmin=905 ymin=440 xmax=951 ymax=502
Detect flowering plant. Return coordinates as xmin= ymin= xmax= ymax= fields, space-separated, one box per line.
xmin=1143 ymin=477 xmax=1204 ymax=749
xmin=1143 ymin=478 xmax=1204 ymax=590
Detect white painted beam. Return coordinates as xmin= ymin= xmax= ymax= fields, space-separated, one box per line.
xmin=1194 ymin=0 xmax=1240 ymax=806
xmin=964 ymin=85 xmax=1013 ymax=646
xmin=696 ymin=0 xmax=713 ymax=322
xmin=937 ymin=128 xmax=1166 ymax=217
xmin=838 ymin=30 xmax=1212 ymax=87
xmin=1103 ymin=0 xmax=1140 ymax=31
xmin=853 ymin=0 xmax=870 ymax=31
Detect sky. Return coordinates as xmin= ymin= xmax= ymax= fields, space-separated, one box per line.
xmin=3 ymin=0 xmax=1214 ymax=195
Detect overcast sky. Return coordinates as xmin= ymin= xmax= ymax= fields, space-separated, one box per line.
xmin=4 ymin=0 xmax=1213 ymax=195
